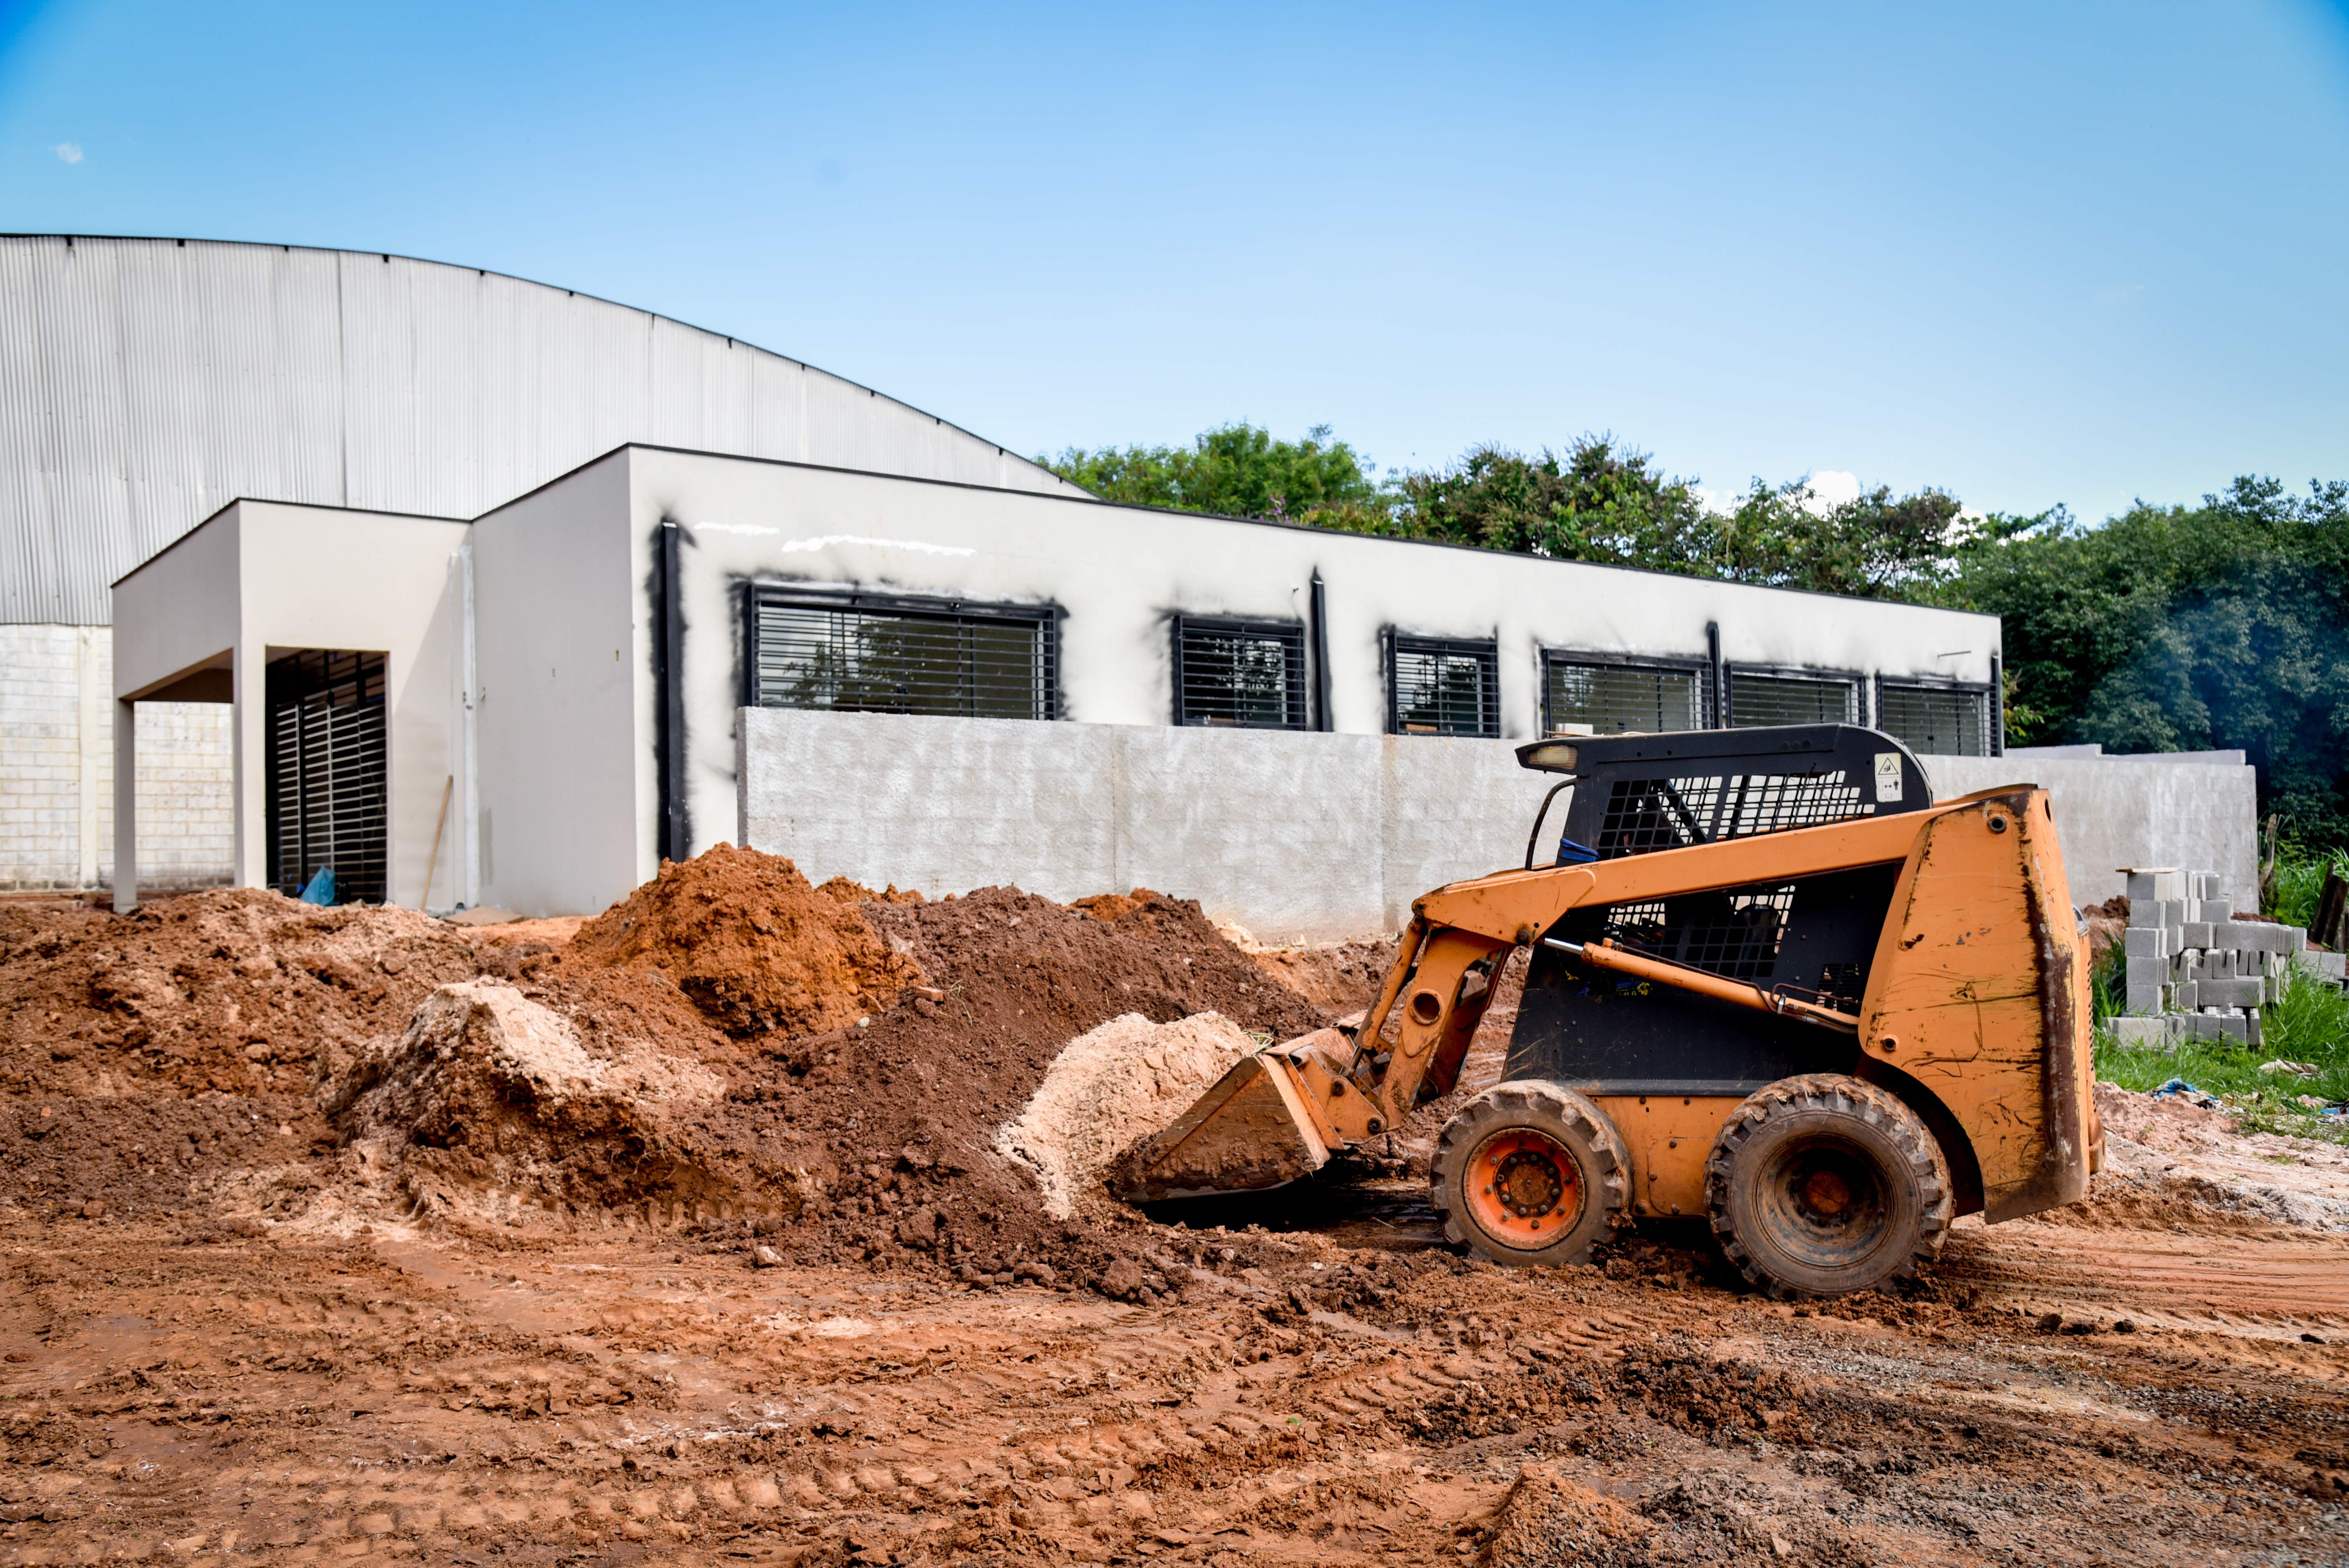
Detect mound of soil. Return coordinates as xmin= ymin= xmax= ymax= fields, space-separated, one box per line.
xmin=740 ymin=886 xmax=1329 ymax=1279
xmin=323 ymin=979 xmax=742 ymax=1222
xmin=1 ymin=856 xmax=1360 ymax=1289
xmin=1250 ymin=937 xmax=1396 ymax=1018
xmin=0 ymin=889 xmax=485 ymax=1099
xmin=569 ymin=844 xmax=919 ymax=1038
xmin=1480 ymin=1462 xmax=1654 ymax=1566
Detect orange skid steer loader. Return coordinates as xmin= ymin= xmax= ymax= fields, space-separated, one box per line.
xmin=1114 ymin=725 xmax=2103 ymax=1298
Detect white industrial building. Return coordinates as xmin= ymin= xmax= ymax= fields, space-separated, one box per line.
xmin=1 ymin=233 xmax=1077 ymax=894
xmin=16 ymin=234 xmax=2256 ymax=931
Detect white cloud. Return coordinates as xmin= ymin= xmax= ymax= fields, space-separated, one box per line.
xmin=1803 ymin=470 xmax=1862 ymax=514
xmin=52 ymin=142 xmax=82 ymax=164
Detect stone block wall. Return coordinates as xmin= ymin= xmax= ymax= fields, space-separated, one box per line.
xmin=0 ymin=625 xmax=234 ymax=893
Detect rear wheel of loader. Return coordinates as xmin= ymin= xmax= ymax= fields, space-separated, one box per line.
xmin=1706 ymin=1073 xmax=1951 ymax=1299
xmin=1432 ymin=1082 xmax=1628 ymax=1266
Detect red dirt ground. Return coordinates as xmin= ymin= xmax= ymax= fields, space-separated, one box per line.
xmin=2 ymin=854 xmax=2346 ymax=1566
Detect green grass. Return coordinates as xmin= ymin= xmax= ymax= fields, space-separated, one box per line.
xmin=2096 ymin=951 xmax=2349 ymax=1144
xmin=2265 ymin=845 xmax=2348 ymax=928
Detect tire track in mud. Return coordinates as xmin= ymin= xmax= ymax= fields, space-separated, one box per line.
xmin=1941 ymin=1216 xmax=2349 ymax=1338
xmin=6 ymin=1211 xmax=2349 ymax=1567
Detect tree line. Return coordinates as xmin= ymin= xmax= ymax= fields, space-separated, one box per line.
xmin=1042 ymin=426 xmax=2349 ymax=848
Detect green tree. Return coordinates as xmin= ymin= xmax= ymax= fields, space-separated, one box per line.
xmin=1041 ymin=423 xmax=1393 ymax=527
xmin=1936 ymin=477 xmax=2349 ymax=844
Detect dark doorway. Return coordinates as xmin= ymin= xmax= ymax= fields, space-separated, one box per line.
xmin=264 ymin=650 xmax=388 ymax=904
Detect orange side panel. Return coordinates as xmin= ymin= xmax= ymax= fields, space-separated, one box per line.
xmin=1593 ymin=1094 xmax=1747 ymax=1218
xmin=1857 ymin=789 xmax=2091 ymax=1220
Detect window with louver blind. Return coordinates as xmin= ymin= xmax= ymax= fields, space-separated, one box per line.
xmin=1877 ymin=682 xmax=1990 ymax=756
xmin=748 ymin=590 xmax=1058 ymax=720
xmin=1544 ymin=656 xmax=1707 ymax=736
xmin=1727 ymin=669 xmax=1859 ymax=728
xmin=265 ymin=650 xmax=388 ymax=904
xmin=1172 ymin=617 xmax=1307 ymax=730
xmin=1389 ymin=635 xmax=1499 ymax=737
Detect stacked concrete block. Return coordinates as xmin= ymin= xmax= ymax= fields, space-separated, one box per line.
xmin=2106 ymin=865 xmax=2338 ymax=1049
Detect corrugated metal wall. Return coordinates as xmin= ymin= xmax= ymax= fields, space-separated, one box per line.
xmin=0 ymin=235 xmax=1083 ymax=625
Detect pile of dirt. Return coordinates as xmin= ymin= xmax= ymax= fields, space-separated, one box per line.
xmin=569 ymin=844 xmax=920 ymax=1037
xmin=0 ymin=855 xmax=1366 ymax=1285
xmin=0 ymin=889 xmax=485 ymax=1100
xmin=2082 ymin=893 xmax=2130 ymax=971
xmin=1479 ymin=1463 xmax=1654 ymax=1567
xmin=738 ymin=886 xmax=1329 ymax=1280
xmin=321 ymin=979 xmax=738 ymax=1222
xmin=1248 ymin=937 xmax=1396 ymax=1018
xmin=994 ymin=1011 xmax=1258 ymax=1220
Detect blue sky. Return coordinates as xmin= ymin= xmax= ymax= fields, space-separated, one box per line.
xmin=4 ymin=1 xmax=2346 ymax=521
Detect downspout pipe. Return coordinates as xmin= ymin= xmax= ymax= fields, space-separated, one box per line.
xmin=460 ymin=542 xmax=480 ymax=908
xmin=656 ymin=520 xmax=689 ymax=863
xmin=1309 ymin=571 xmax=1333 ymax=732
xmin=1705 ymin=620 xmax=1723 ymax=728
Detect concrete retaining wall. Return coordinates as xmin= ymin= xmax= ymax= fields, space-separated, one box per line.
xmin=739 ymin=710 xmax=2260 ymax=939
xmin=1922 ymin=753 xmax=2258 ymax=910
xmin=738 ymin=709 xmax=1554 ymax=941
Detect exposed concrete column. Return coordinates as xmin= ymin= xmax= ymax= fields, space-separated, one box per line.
xmin=76 ymin=628 xmax=108 ymax=888
xmin=111 ymin=698 xmax=137 ymax=912
xmin=233 ymin=639 xmax=268 ymax=889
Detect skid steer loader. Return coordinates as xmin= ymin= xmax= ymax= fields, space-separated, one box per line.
xmin=1113 ymin=724 xmax=2103 ymax=1298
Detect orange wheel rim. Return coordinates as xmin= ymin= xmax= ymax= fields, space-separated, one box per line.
xmin=1464 ymin=1128 xmax=1584 ymax=1249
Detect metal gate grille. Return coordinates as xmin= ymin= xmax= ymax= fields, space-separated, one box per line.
xmin=1878 ymin=683 xmax=1989 ymax=756
xmin=1173 ymin=618 xmax=1307 ymax=729
xmin=1390 ymin=635 xmax=1498 ymax=737
xmin=1544 ymin=658 xmax=1704 ymax=735
xmin=750 ymin=591 xmax=1056 ymax=720
xmin=1728 ymin=671 xmax=1858 ymax=727
xmin=266 ymin=650 xmax=388 ymax=904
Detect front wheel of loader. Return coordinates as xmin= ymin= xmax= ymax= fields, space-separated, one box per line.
xmin=1706 ymin=1073 xmax=1952 ymax=1299
xmin=1432 ymin=1082 xmax=1628 ymax=1266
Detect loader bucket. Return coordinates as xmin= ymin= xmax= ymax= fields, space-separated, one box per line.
xmin=1109 ymin=1050 xmax=1333 ymax=1203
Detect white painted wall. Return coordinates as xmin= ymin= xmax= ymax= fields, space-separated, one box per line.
xmin=111 ymin=501 xmax=471 ymax=907
xmin=614 ymin=446 xmax=2001 ymax=885
xmin=468 ymin=454 xmax=643 ymax=918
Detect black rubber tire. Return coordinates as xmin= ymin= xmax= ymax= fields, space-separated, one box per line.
xmin=1706 ymin=1072 xmax=1952 ymax=1299
xmin=1432 ymin=1081 xmax=1628 ymax=1267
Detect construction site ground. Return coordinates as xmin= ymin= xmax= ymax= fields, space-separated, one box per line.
xmin=4 ymin=853 xmax=2348 ymax=1567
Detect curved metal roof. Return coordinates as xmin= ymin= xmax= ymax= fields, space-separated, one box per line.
xmin=0 ymin=235 xmax=1083 ymax=624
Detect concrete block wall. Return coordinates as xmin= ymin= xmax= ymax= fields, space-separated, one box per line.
xmin=738 ymin=709 xmax=1554 ymax=941
xmin=0 ymin=625 xmax=234 ymax=892
xmin=1921 ymin=753 xmax=2258 ymax=908
xmin=737 ymin=711 xmax=2258 ymax=942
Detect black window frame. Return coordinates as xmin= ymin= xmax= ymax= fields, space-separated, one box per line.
xmin=1385 ymin=631 xmax=1501 ymax=738
xmin=1539 ymin=648 xmax=1714 ymax=737
xmin=1873 ymin=676 xmax=1995 ymax=758
xmin=1722 ymin=663 xmax=1864 ymax=729
xmin=1170 ymin=614 xmax=1309 ymax=731
xmin=743 ymin=584 xmax=1062 ymax=721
